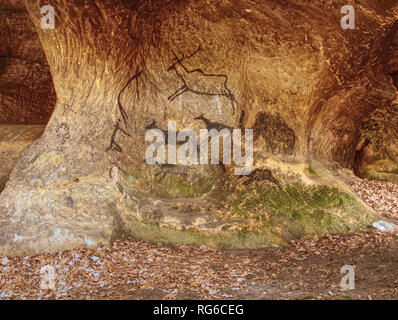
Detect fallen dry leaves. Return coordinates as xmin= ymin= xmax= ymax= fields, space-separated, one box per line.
xmin=349 ymin=179 xmax=398 ymax=219
xmin=0 ymin=178 xmax=397 ymax=300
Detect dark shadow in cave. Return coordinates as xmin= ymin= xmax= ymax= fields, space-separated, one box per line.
xmin=0 ymin=2 xmax=56 ymax=193
xmin=390 ymin=72 xmax=398 ymax=91
xmin=353 ymin=138 xmax=370 ymax=178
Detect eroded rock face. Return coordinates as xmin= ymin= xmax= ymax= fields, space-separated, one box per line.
xmin=0 ymin=0 xmax=55 ymax=124
xmin=0 ymin=125 xmax=44 ymax=192
xmin=0 ymin=0 xmax=396 ymax=255
xmin=354 ymin=20 xmax=398 ymax=180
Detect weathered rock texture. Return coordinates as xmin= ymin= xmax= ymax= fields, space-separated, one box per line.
xmin=0 ymin=0 xmax=55 ymax=124
xmin=0 ymin=125 xmax=44 ymax=192
xmin=354 ymin=20 xmax=398 ymax=180
xmin=0 ymin=0 xmax=397 ymax=255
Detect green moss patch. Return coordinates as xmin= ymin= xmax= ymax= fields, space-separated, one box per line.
xmin=115 ymin=163 xmax=376 ymax=248
xmin=122 ymin=216 xmax=283 ymax=249
xmin=360 ymin=169 xmax=398 ymax=182
xmin=150 ymin=174 xmax=213 ymax=198
xmin=35 ymin=152 xmax=62 ymax=166
xmin=119 ymin=183 xmax=376 ymax=248
xmin=225 ymin=184 xmax=376 ymax=244
xmin=118 ymin=163 xmax=216 ymax=199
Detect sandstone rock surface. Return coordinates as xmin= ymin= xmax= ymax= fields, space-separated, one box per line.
xmin=0 ymin=0 xmax=55 ymax=124
xmin=0 ymin=0 xmax=397 ymax=255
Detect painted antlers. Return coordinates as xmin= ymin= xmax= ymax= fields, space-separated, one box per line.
xmin=167 ymin=45 xmax=202 ymax=71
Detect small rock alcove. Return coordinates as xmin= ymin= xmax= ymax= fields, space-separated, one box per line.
xmin=0 ymin=0 xmax=56 ymax=193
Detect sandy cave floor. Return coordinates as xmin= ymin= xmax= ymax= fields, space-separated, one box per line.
xmin=0 ymin=178 xmax=398 ymax=300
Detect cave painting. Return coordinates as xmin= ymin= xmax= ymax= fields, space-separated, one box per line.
xmin=118 ymin=67 xmax=143 ymax=125
xmin=106 ymin=68 xmax=143 ymax=153
xmin=167 ymin=46 xmax=237 ymax=114
xmin=145 ymin=120 xmax=253 ymax=175
xmin=106 ymin=119 xmax=132 ymax=153
xmin=154 ymin=163 xmax=188 ymax=182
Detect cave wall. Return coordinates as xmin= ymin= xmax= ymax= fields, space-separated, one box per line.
xmin=21 ymin=0 xmax=398 ymax=166
xmin=354 ymin=19 xmax=398 ymax=180
xmin=0 ymin=0 xmax=396 ymax=255
xmin=0 ymin=124 xmax=44 ymax=192
xmin=0 ymin=0 xmax=55 ymax=124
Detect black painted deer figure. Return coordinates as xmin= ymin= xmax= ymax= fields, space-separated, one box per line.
xmin=167 ymin=46 xmax=236 ymax=113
